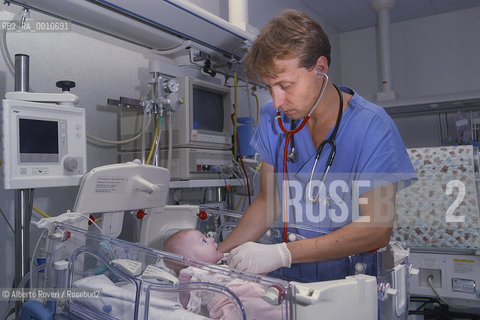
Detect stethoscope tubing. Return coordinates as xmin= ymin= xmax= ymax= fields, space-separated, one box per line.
xmin=276 ymin=77 xmax=343 ymax=242
xmin=276 ymin=73 xmax=329 ymax=242
xmin=307 ymin=84 xmax=343 ymax=202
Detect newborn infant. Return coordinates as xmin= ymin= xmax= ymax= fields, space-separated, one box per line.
xmin=164 ymin=229 xmax=283 ymax=320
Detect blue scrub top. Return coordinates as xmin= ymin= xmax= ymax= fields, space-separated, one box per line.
xmin=251 ymin=86 xmax=417 ymax=282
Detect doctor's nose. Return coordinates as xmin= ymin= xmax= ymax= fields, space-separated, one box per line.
xmin=271 ymin=89 xmax=285 ymax=109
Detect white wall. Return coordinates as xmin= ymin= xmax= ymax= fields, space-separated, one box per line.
xmin=339 ymin=8 xmax=480 ymax=147
xmin=340 ymin=8 xmax=480 ymax=102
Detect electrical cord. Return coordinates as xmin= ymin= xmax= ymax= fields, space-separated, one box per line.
xmin=33 ymin=205 xmax=50 ymax=218
xmin=87 ymin=115 xmax=152 ymax=145
xmin=233 ymin=72 xmax=238 ymax=159
xmin=427 ymin=275 xmax=473 ymax=310
xmin=32 ymin=204 xmax=103 ymax=229
xmin=146 ymin=119 xmax=160 ymax=164
xmin=234 ymin=129 xmax=251 ymax=205
xmin=251 ymin=86 xmax=259 ymax=126
xmin=1 ymin=29 xmax=15 ymax=76
xmin=0 ymin=207 xmax=14 ymax=233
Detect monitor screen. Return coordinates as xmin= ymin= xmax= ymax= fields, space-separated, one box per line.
xmin=19 ymin=118 xmax=59 ymax=154
xmin=192 ymin=88 xmax=224 ymax=133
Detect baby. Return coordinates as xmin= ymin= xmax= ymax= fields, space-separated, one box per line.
xmin=163 ymin=229 xmax=283 ymax=320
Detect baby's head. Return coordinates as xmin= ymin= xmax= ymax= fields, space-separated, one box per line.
xmin=164 ymin=229 xmax=224 ymax=267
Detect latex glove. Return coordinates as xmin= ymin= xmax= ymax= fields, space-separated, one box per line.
xmin=227 ymin=242 xmax=291 ymax=274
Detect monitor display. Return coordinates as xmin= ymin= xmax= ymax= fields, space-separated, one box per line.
xmin=192 ymin=88 xmax=224 ymax=133
xmin=19 ymin=118 xmax=59 ymax=155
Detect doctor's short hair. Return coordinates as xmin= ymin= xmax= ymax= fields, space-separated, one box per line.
xmin=243 ymin=9 xmax=331 ymax=80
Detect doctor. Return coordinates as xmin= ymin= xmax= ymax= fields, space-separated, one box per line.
xmin=219 ymin=9 xmax=417 ymax=282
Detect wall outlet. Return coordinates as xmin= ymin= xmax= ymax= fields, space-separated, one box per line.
xmin=418 ymin=268 xmax=442 ymax=289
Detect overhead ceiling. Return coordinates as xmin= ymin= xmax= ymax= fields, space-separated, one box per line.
xmin=300 ymin=0 xmax=480 ymax=32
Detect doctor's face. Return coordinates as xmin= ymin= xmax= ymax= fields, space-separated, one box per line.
xmin=181 ymin=229 xmax=224 ymax=264
xmin=261 ymin=58 xmax=324 ymax=120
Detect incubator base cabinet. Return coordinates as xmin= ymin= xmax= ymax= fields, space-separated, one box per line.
xmin=24 ymin=162 xmax=412 ymax=319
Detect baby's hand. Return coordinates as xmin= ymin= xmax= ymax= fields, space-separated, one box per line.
xmin=179 ymin=272 xmax=192 ymax=284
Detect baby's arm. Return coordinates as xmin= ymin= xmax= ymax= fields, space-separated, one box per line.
xmin=178 ymin=268 xmax=201 ymax=313
xmin=178 ymin=271 xmax=192 ymax=308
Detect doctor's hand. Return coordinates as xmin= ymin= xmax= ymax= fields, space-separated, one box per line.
xmin=227 ymin=242 xmax=292 ymax=274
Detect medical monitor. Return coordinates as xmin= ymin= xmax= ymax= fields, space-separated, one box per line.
xmin=1 ymin=99 xmax=86 ymax=189
xmin=161 ymin=76 xmax=232 ymax=150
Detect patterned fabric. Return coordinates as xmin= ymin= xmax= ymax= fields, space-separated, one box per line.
xmin=394 ymin=146 xmax=480 ymax=249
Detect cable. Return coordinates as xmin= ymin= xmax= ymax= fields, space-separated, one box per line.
xmin=146 ymin=119 xmax=160 ymax=164
xmin=141 ymin=104 xmax=151 ymax=163
xmin=233 ymin=72 xmax=238 ymax=159
xmin=1 ymin=29 xmax=15 ymax=75
xmin=167 ymin=114 xmax=173 ymax=170
xmin=235 ymin=133 xmax=251 ymax=205
xmin=0 ymin=207 xmax=14 ymax=233
xmin=2 ymin=10 xmax=34 ymax=91
xmin=251 ymin=86 xmax=259 ymax=126
xmin=70 ymin=213 xmax=104 ymax=234
xmin=223 ymin=165 xmax=244 ymax=186
xmin=427 ymin=275 xmax=473 ymax=310
xmin=87 ymin=116 xmax=152 ymax=145
xmin=234 ymin=195 xmax=246 ymax=211
xmin=33 ymin=205 xmax=50 ymax=218
xmin=32 ymin=204 xmax=104 ymax=234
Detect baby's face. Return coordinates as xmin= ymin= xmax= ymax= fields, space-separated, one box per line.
xmin=182 ymin=230 xmax=224 ymax=263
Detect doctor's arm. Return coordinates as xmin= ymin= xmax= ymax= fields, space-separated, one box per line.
xmin=288 ymin=183 xmax=396 ymax=264
xmin=219 ymin=161 xmax=279 ymax=253
xmin=227 ymin=183 xmax=396 ymax=273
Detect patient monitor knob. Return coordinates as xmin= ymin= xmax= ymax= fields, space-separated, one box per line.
xmin=56 ymin=80 xmax=76 ymax=92
xmin=64 ymin=157 xmax=79 ymax=172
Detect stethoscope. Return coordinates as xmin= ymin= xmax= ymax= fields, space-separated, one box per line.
xmin=275 ymin=72 xmax=344 ymax=242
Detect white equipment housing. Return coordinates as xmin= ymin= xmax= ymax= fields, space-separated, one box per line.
xmin=8 ymin=0 xmax=255 ymax=58
xmin=409 ymin=251 xmax=480 ymax=308
xmin=1 ymin=93 xmax=86 ymax=189
xmin=160 ymin=76 xmax=232 ymax=150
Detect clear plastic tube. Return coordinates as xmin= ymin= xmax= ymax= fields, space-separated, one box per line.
xmin=30 ymin=228 xmax=47 ymax=289
xmin=167 ymin=114 xmax=173 ymax=170
xmin=2 ymin=264 xmax=45 ymax=320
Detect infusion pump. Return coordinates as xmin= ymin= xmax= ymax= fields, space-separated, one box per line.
xmin=1 ymin=93 xmax=86 ymax=189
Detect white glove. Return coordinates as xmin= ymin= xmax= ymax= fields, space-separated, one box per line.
xmin=227 ymin=242 xmax=291 ymax=274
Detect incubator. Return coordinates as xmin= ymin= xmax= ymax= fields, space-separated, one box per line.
xmin=22 ymin=162 xmax=411 ymax=319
